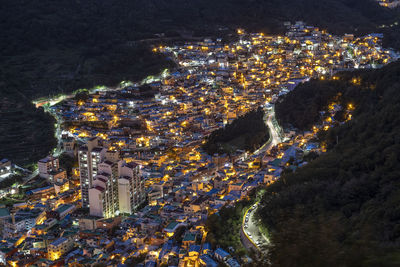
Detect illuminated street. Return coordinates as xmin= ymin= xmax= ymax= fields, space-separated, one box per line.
xmin=243 ymin=203 xmax=269 ymax=251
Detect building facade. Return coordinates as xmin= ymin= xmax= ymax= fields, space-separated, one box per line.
xmin=88 ymin=160 xmax=146 ymax=218
xmin=89 ymin=161 xmax=119 ymax=218
xmin=47 ymin=237 xmax=74 ymax=261
xmin=118 ymin=162 xmax=146 ymax=215
xmin=80 ymin=138 xmax=146 ymax=218
xmin=78 ymin=138 xmax=106 ymax=208
xmin=38 ymin=156 xmax=59 ymax=179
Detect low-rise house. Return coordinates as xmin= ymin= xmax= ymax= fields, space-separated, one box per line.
xmin=163 ymin=221 xmax=182 ymax=238
xmin=214 ymin=248 xmax=230 ymax=262
xmin=96 ymin=217 xmax=122 ymax=231
xmin=38 ymin=156 xmax=60 ymax=180
xmin=47 ymin=204 xmax=76 ymax=220
xmin=48 ymin=169 xmax=67 ymax=184
xmin=226 ymin=258 xmax=240 ymax=267
xmin=182 ymin=232 xmax=197 ymax=248
xmin=47 ymin=237 xmax=74 ymax=261
xmin=79 ymin=217 xmax=98 ymax=231
xmin=199 ymin=254 xmax=218 ymax=267
xmin=188 ymin=244 xmax=201 ymax=259
xmin=3 ymin=209 xmax=38 ymax=238
xmin=54 ymin=180 xmax=69 ymax=194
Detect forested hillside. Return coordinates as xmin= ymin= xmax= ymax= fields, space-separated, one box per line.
xmin=0 ymin=90 xmax=56 ymax=166
xmin=275 ymin=73 xmax=370 ymax=131
xmin=1 ymin=0 xmax=396 ymax=56
xmin=258 ymin=61 xmax=400 ymax=266
xmin=203 ymin=108 xmax=269 ymax=155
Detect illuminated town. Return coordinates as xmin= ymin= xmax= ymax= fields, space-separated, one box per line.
xmin=377 ymin=0 xmax=400 ymax=8
xmin=0 ymin=22 xmax=397 ymax=266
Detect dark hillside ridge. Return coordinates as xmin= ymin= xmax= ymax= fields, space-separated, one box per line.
xmin=1 ymin=0 xmax=395 ymax=56
xmin=258 ymin=61 xmax=400 ymax=266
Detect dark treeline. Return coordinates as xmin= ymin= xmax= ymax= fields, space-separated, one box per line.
xmin=0 ymin=89 xmax=56 ymax=166
xmin=1 ymin=0 xmax=397 ymax=56
xmin=205 ymin=200 xmax=251 ymax=257
xmin=257 ymin=61 xmax=400 ymax=266
xmin=275 ymin=75 xmax=371 ymax=131
xmin=275 ymin=79 xmax=344 ymax=131
xmin=203 ymin=108 xmax=269 ymax=155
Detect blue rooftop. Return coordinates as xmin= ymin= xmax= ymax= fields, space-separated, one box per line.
xmin=215 ymin=248 xmax=230 ymax=259
xmin=189 ymin=244 xmax=201 ymax=253
xmin=200 ymin=254 xmax=218 ymax=267
xmin=51 ymin=237 xmax=68 ymax=247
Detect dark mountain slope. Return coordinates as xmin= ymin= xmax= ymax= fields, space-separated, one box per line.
xmin=258 ymin=61 xmax=400 ymax=266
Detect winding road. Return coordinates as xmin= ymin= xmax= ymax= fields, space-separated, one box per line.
xmin=242 ymin=203 xmax=269 ymax=252
xmin=241 ymin=105 xmax=282 ymax=252
xmin=253 ymin=106 xmax=283 ymax=157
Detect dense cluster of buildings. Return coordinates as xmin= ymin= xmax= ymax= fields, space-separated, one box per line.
xmin=0 ymin=22 xmax=396 ymax=266
xmin=377 ymin=0 xmax=400 ymax=8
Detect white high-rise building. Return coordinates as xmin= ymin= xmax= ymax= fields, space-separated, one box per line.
xmin=80 ymin=138 xmax=146 ymax=218
xmin=78 ymin=138 xmax=106 ymax=208
xmin=89 ymin=160 xmax=119 ymax=218
xmin=89 ymin=160 xmax=146 ymax=218
xmin=118 ymin=162 xmax=146 ymax=215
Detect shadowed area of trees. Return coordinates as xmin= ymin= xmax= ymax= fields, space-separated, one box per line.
xmin=0 ymin=90 xmax=56 ymax=166
xmin=257 ymin=60 xmax=400 ymax=266
xmin=203 ymin=108 xmax=269 ymax=155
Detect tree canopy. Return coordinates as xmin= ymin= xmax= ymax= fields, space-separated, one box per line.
xmin=203 ymin=108 xmax=269 ymax=155
xmin=258 ymin=61 xmax=400 ymax=266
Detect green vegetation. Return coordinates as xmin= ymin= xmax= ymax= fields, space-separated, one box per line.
xmin=0 ymin=197 xmax=25 ymax=207
xmin=59 ymin=153 xmax=78 ymax=177
xmin=203 ymin=108 xmax=269 ymax=155
xmin=206 ymin=199 xmax=252 ymax=257
xmin=382 ymin=24 xmax=400 ymax=50
xmin=0 ymin=95 xmax=56 ymax=165
xmin=0 ymin=44 xmax=172 ymax=165
xmin=0 ymin=173 xmax=24 ymax=191
xmin=205 ymin=189 xmax=265 ymax=257
xmin=257 ymin=61 xmax=400 ymax=266
xmin=275 ymin=79 xmax=339 ymax=130
xmin=275 ymin=77 xmax=360 ymax=131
